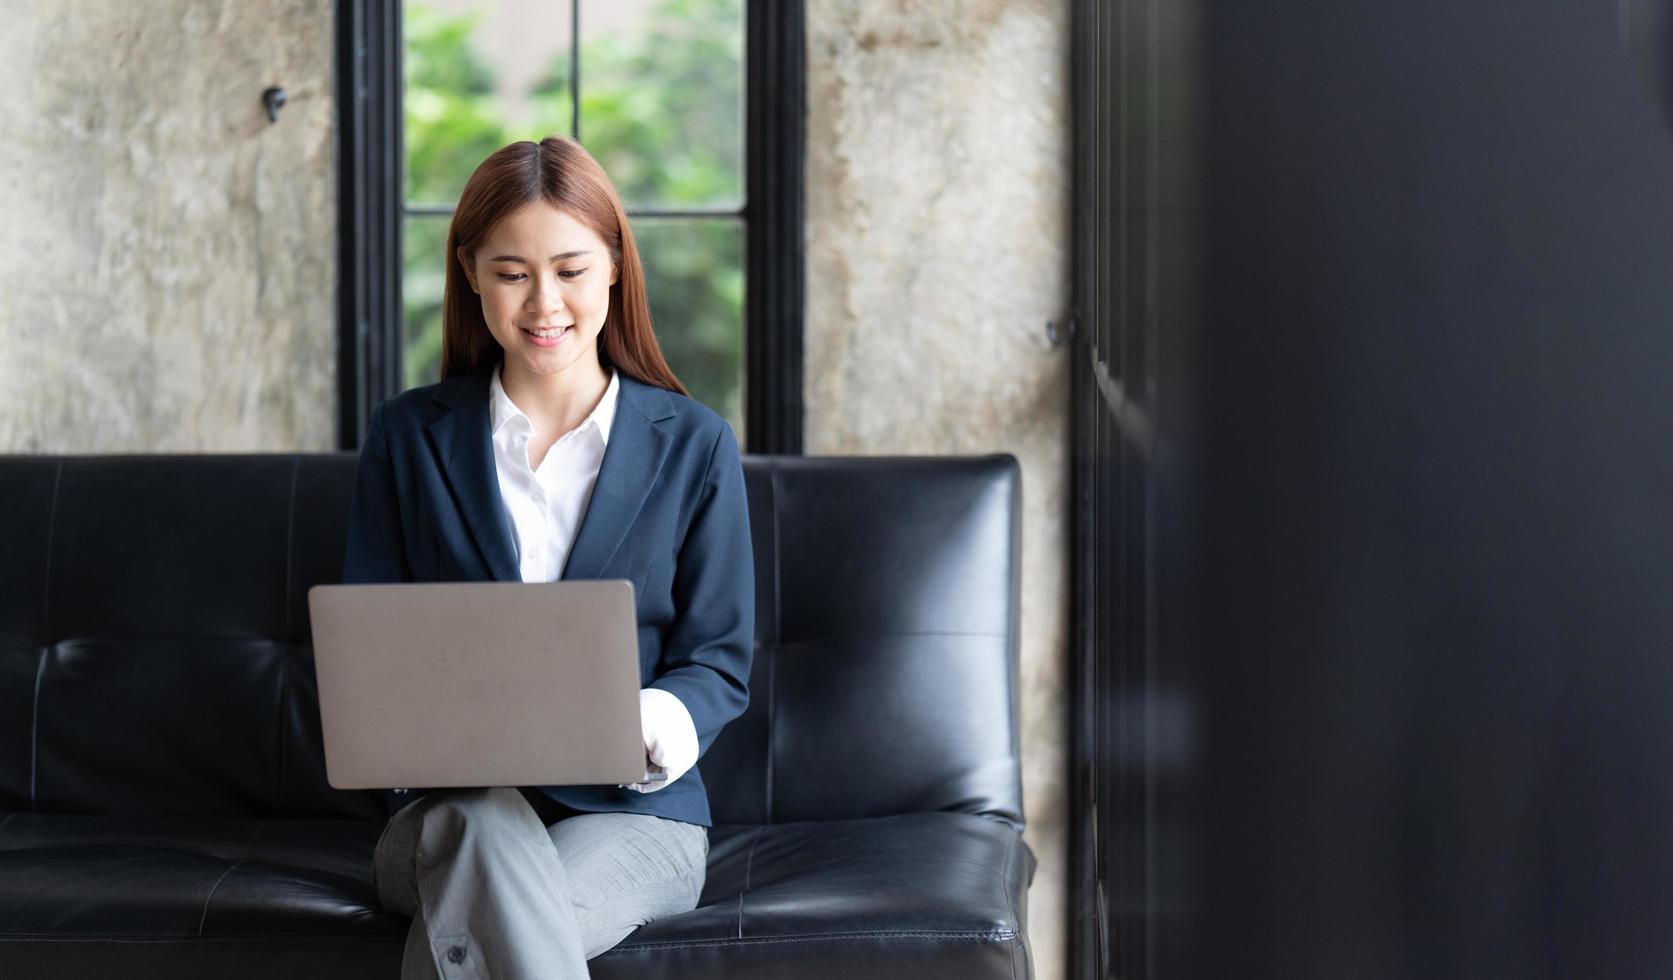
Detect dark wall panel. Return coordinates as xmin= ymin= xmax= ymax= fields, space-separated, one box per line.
xmin=1074 ymin=2 xmax=1673 ymax=977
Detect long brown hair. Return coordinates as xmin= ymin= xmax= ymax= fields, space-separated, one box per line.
xmin=437 ymin=136 xmax=688 ymax=395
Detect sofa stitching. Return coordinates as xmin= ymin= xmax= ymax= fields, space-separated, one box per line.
xmin=278 ymin=458 xmax=299 ymax=811
xmin=767 ymin=458 xmax=780 ymax=826
xmin=32 ymin=461 xmax=62 ymax=814
xmin=996 ymin=831 xmax=1022 ymax=980
xmin=743 ymin=825 xmax=763 ymax=890
xmin=274 ymin=657 xmax=290 ymax=813
xmin=0 ymin=839 xmax=288 ymax=859
xmin=764 ymin=644 xmax=776 ymax=824
xmin=0 ymin=813 xmax=16 ymax=834
xmin=196 ymin=860 xmax=245 ymax=936
xmin=40 ymin=460 xmax=60 ymax=639
xmin=285 ymin=458 xmax=297 ymax=644
xmin=736 ymin=823 xmax=764 ymax=939
xmin=29 ymin=651 xmax=47 ymax=813
xmin=207 ymin=821 xmax=266 ymax=930
xmin=244 ymin=819 xmax=268 ymax=861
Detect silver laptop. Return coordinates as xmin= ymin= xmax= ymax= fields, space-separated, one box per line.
xmin=306 ymin=580 xmax=658 ymax=790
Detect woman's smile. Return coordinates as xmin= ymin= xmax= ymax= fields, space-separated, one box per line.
xmin=521 ymin=324 xmax=574 ymax=347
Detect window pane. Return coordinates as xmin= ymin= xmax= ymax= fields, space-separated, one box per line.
xmin=581 ymin=0 xmax=743 ymax=210
xmin=404 ymin=0 xmax=574 ymax=207
xmin=403 ymin=214 xmax=452 ymax=390
xmin=633 ymin=217 xmax=744 ymax=433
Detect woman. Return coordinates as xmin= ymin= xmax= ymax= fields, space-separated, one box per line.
xmin=341 ymin=136 xmax=754 ymax=980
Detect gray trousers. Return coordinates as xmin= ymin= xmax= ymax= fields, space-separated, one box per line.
xmin=372 ymin=786 xmax=709 ymax=980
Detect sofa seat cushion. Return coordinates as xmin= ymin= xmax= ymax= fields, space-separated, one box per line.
xmin=593 ymin=812 xmax=1035 ymax=980
xmin=0 ymin=812 xmax=398 ymax=934
xmin=0 ymin=810 xmax=1032 ymax=980
xmin=0 ymin=812 xmax=403 ymax=978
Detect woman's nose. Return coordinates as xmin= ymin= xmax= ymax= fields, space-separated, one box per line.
xmin=525 ymin=276 xmax=566 ymax=314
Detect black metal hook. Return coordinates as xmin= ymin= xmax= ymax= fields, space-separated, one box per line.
xmin=262 ymin=87 xmax=287 ymax=124
xmin=1046 ymin=314 xmax=1077 ymax=348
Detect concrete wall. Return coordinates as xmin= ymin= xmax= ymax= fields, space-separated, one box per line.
xmin=804 ymin=3 xmax=1072 ymax=978
xmin=0 ymin=0 xmax=337 ymax=453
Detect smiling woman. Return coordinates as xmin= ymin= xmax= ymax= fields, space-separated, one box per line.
xmin=345 ymin=133 xmax=754 ymax=979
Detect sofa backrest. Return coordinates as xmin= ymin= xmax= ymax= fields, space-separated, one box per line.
xmin=0 ymin=453 xmax=1023 ymax=827
xmin=704 ymin=456 xmax=1024 ymax=826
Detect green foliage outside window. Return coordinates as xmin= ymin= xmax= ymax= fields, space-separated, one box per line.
xmin=402 ymin=0 xmax=744 ymax=432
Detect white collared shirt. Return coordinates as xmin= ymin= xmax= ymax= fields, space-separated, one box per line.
xmin=488 ymin=361 xmax=621 ymax=583
xmin=488 ymin=362 xmax=698 ymax=791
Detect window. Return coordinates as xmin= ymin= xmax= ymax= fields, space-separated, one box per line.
xmin=338 ymin=0 xmax=803 ymax=453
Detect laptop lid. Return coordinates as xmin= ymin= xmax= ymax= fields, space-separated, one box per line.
xmin=306 ymin=580 xmax=647 ymax=790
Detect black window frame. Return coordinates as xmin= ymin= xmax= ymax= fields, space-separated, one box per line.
xmin=336 ymin=0 xmax=804 ymax=455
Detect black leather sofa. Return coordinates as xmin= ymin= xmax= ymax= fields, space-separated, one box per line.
xmin=0 ymin=452 xmax=1034 ymax=979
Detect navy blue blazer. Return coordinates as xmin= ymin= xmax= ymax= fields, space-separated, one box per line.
xmin=340 ymin=354 xmax=754 ymax=827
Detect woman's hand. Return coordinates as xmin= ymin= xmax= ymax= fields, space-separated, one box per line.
xmin=623 ymin=688 xmax=698 ymax=793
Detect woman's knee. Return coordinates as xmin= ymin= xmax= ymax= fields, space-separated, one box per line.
xmin=555 ymin=816 xmax=709 ymax=959
xmin=376 ymin=787 xmax=554 ymax=916
xmin=574 ymin=868 xmax=704 ymax=960
xmin=414 ymin=786 xmax=541 ymax=836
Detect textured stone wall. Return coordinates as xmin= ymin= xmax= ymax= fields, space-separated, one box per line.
xmin=0 ymin=0 xmax=338 ymax=452
xmin=804 ymin=3 xmax=1072 ymax=978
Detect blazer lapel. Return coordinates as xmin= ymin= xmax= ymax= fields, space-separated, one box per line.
xmin=561 ymin=373 xmax=677 ymax=581
xmin=421 ymin=360 xmax=679 ymax=584
xmin=424 ymin=360 xmax=522 ymax=582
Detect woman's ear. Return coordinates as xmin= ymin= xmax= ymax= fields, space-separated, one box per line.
xmin=456 ymin=247 xmax=480 ymax=294
xmin=609 ymin=262 xmax=619 ymax=287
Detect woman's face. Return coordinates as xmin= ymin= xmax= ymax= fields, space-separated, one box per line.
xmin=458 ymin=201 xmax=618 ymax=383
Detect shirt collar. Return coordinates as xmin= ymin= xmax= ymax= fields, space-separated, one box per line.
xmin=488 ymin=361 xmax=620 ymax=446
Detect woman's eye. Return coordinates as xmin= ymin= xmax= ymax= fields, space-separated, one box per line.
xmin=494 ymin=270 xmax=583 ymax=282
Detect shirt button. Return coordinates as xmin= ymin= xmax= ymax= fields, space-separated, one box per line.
xmin=447 ymin=945 xmax=467 ymax=964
